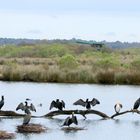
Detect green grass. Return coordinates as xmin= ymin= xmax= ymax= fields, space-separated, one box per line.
xmin=0 ymin=43 xmax=140 ymax=84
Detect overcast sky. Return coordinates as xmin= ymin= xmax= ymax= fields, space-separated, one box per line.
xmin=0 ymin=0 xmax=140 ymax=42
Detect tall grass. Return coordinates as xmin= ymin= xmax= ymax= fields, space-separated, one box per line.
xmin=0 ymin=44 xmax=140 ymax=84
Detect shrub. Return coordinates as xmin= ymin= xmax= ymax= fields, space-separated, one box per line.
xmin=59 ymin=54 xmax=78 ymax=69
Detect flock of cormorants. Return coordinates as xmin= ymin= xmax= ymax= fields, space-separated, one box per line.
xmin=0 ymin=96 xmax=140 ymax=127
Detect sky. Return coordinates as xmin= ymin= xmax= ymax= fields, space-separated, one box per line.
xmin=0 ymin=0 xmax=140 ymax=42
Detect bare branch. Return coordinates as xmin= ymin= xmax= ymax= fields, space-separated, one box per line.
xmin=44 ymin=109 xmax=110 ymax=119
xmin=111 ymin=109 xmax=140 ymax=119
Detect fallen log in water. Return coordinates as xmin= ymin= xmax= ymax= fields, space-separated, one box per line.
xmin=111 ymin=109 xmax=140 ymax=119
xmin=1 ymin=109 xmax=140 ymax=120
xmin=0 ymin=110 xmax=38 ymax=118
xmin=0 ymin=110 xmax=25 ymax=117
xmin=44 ymin=110 xmax=110 ymax=119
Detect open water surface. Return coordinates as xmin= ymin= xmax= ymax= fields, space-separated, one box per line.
xmin=0 ymin=82 xmax=140 ymax=140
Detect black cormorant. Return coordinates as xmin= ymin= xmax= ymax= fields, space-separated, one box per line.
xmin=50 ymin=99 xmax=65 ymax=110
xmin=73 ymin=98 xmax=100 ymax=110
xmin=62 ymin=112 xmax=78 ymax=127
xmin=16 ymin=101 xmax=36 ymax=113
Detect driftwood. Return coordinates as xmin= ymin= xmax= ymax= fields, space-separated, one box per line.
xmin=1 ymin=109 xmax=140 ymax=120
xmin=44 ymin=110 xmax=110 ymax=119
xmin=0 ymin=110 xmax=38 ymax=118
xmin=0 ymin=110 xmax=25 ymax=117
xmin=111 ymin=109 xmax=140 ymax=119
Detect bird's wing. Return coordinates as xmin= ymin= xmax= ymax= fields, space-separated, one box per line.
xmin=16 ymin=103 xmax=25 ymax=111
xmin=73 ymin=99 xmax=86 ymax=107
xmin=61 ymin=100 xmax=65 ymax=108
xmin=63 ymin=117 xmax=70 ymax=126
xmin=30 ymin=103 xmax=36 ymax=112
xmin=49 ymin=100 xmax=56 ymax=110
xmin=120 ymin=104 xmax=123 ymax=108
xmin=72 ymin=116 xmax=78 ymax=125
xmin=0 ymin=100 xmax=4 ymax=109
xmin=133 ymin=100 xmax=140 ymax=109
xmin=90 ymin=98 xmax=100 ymax=106
xmin=114 ymin=104 xmax=117 ymax=112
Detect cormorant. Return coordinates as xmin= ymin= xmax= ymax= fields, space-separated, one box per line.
xmin=114 ymin=102 xmax=123 ymax=114
xmin=16 ymin=101 xmax=36 ymax=113
xmin=73 ymin=98 xmax=100 ymax=110
xmin=0 ymin=95 xmax=4 ymax=110
xmin=50 ymin=99 xmax=65 ymax=110
xmin=62 ymin=112 xmax=78 ymax=127
xmin=133 ymin=98 xmax=140 ymax=110
xmin=23 ymin=110 xmax=31 ymax=125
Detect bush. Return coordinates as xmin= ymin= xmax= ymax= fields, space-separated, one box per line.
xmin=59 ymin=54 xmax=78 ymax=69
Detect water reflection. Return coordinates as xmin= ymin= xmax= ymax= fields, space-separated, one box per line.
xmin=132 ymin=120 xmax=140 ymax=127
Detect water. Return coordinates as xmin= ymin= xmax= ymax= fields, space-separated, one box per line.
xmin=0 ymin=81 xmax=140 ymax=140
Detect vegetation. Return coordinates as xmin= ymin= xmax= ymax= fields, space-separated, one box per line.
xmin=0 ymin=42 xmax=140 ymax=84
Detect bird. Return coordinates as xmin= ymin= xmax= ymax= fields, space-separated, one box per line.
xmin=0 ymin=95 xmax=4 ymax=110
xmin=16 ymin=101 xmax=36 ymax=113
xmin=23 ymin=110 xmax=31 ymax=125
xmin=50 ymin=99 xmax=65 ymax=111
xmin=133 ymin=98 xmax=140 ymax=110
xmin=62 ymin=112 xmax=78 ymax=127
xmin=114 ymin=102 xmax=123 ymax=114
xmin=16 ymin=101 xmax=32 ymax=125
xmin=73 ymin=98 xmax=100 ymax=110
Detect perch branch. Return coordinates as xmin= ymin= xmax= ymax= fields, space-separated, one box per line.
xmin=111 ymin=109 xmax=140 ymax=119
xmin=0 ymin=110 xmax=38 ymax=118
xmin=44 ymin=109 xmax=110 ymax=119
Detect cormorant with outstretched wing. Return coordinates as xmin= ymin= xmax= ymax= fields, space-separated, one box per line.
xmin=62 ymin=112 xmax=78 ymax=127
xmin=50 ymin=99 xmax=65 ymax=110
xmin=73 ymin=98 xmax=100 ymax=110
